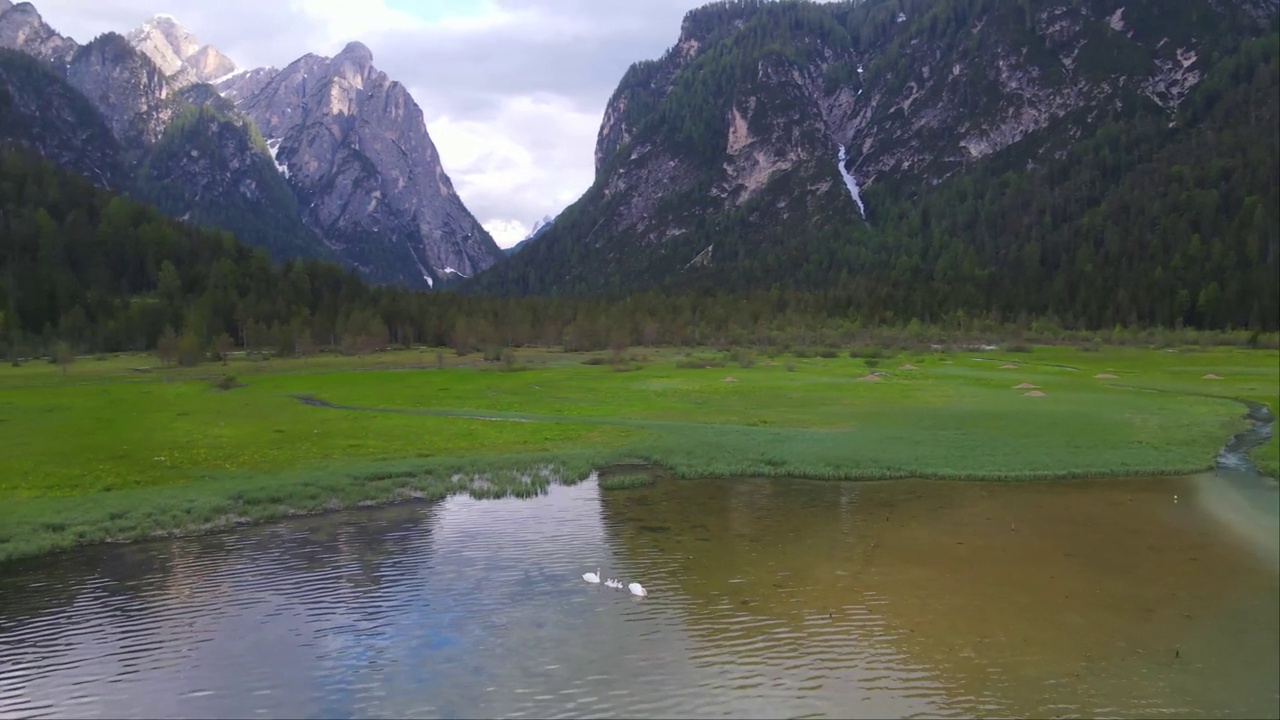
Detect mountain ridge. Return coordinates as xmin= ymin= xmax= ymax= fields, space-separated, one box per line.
xmin=466 ymin=0 xmax=1279 ymax=331
xmin=0 ymin=3 xmax=501 ymax=288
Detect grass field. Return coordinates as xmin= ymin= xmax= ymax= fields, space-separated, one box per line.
xmin=1 ymin=343 xmax=1276 ymax=562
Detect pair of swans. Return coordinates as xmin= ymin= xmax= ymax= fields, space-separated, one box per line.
xmin=583 ymin=568 xmax=647 ymax=597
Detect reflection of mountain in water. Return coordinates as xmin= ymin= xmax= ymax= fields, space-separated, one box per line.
xmin=601 ymin=476 xmax=1280 ymax=718
xmin=0 ymin=501 xmax=444 ymax=719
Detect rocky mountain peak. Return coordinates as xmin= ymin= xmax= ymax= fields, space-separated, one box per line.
xmin=333 ymin=40 xmax=373 ymax=78
xmin=0 ymin=0 xmax=77 ymax=66
xmin=126 ymin=13 xmax=236 ymax=86
xmin=126 ymin=15 xmax=198 ymax=73
xmin=222 ymin=38 xmax=501 ymax=286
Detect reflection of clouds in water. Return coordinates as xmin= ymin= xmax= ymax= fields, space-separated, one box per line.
xmin=0 ymin=483 xmax=721 ymax=719
xmin=0 ymin=508 xmax=442 ymax=719
xmin=1190 ymin=470 xmax=1280 ymax=570
xmin=367 ymin=484 xmax=718 ymax=719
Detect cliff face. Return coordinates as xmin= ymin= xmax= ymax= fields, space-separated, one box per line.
xmin=471 ymin=0 xmax=1276 ymax=296
xmin=230 ymin=41 xmax=502 ymax=286
xmin=66 ymin=33 xmax=178 ymax=151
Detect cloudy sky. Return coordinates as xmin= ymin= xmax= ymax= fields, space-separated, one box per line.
xmin=31 ymin=0 xmax=712 ymax=247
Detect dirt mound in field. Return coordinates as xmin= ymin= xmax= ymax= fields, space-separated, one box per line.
xmin=1014 ymin=383 xmax=1040 ymax=389
xmin=1024 ymin=390 xmax=1046 ymax=397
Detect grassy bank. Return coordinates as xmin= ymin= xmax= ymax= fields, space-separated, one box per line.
xmin=1 ymin=344 xmax=1276 ymax=563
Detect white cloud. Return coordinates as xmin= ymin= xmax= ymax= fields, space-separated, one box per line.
xmin=27 ymin=0 xmax=703 ymax=247
xmin=426 ymin=93 xmax=599 ymax=245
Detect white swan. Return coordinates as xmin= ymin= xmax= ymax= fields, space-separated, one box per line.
xmin=628 ymin=582 xmax=648 ymax=597
xmin=583 ymin=568 xmax=601 ymax=584
xmin=603 ymin=578 xmax=620 ymax=589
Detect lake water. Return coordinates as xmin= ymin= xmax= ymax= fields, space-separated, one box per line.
xmin=1 ymin=471 xmax=1276 ymax=719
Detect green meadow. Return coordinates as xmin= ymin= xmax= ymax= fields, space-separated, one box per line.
xmin=0 ymin=344 xmax=1276 ymax=562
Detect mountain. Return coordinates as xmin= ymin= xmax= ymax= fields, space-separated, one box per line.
xmin=0 ymin=47 xmax=122 ymax=186
xmin=0 ymin=0 xmax=76 ymax=66
xmin=220 ymin=41 xmax=503 ymax=287
xmin=0 ymin=5 xmax=313 ymax=256
xmin=505 ymin=215 xmax=556 ymax=256
xmin=126 ymin=14 xmax=236 ymax=87
xmin=0 ymin=4 xmax=500 ymax=288
xmin=66 ymin=32 xmax=179 ymax=152
xmin=132 ymin=100 xmax=329 ymax=262
xmin=468 ymin=0 xmax=1279 ymax=331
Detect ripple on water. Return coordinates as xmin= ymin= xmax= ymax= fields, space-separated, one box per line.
xmin=0 ymin=475 xmax=1277 ymax=719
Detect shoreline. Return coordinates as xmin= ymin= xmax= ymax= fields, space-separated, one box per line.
xmin=2 ymin=346 xmax=1275 ymax=566
xmin=0 ymin=450 xmax=1249 ymax=568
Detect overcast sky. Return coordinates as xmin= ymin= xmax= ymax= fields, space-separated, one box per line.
xmin=30 ymin=0 xmax=711 ymax=247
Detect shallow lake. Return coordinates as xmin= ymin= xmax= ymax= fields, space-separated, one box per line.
xmin=1 ymin=471 xmax=1277 ymax=719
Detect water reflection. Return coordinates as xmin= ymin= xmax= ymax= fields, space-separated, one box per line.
xmin=0 ymin=472 xmax=1275 ymax=719
xmin=601 ymin=474 xmax=1280 ymax=718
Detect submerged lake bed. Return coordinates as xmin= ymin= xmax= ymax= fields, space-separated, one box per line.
xmin=1 ymin=472 xmax=1276 ymax=719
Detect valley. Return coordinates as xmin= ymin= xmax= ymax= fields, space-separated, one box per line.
xmin=0 ymin=0 xmax=1277 ymax=716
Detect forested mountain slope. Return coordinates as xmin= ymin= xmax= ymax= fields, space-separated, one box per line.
xmin=470 ymin=0 xmax=1279 ymax=331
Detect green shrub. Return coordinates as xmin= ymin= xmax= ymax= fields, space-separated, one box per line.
xmin=211 ymin=375 xmax=243 ymax=391
xmin=676 ymin=355 xmax=726 ymax=369
xmin=849 ymin=344 xmax=887 ymax=359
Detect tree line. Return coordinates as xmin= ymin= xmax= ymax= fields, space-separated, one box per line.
xmin=1 ymin=145 xmax=1274 ymax=370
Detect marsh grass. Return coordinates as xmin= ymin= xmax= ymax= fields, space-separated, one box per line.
xmin=1 ymin=343 xmax=1275 ymax=563
xmin=599 ymin=473 xmax=654 ymax=490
